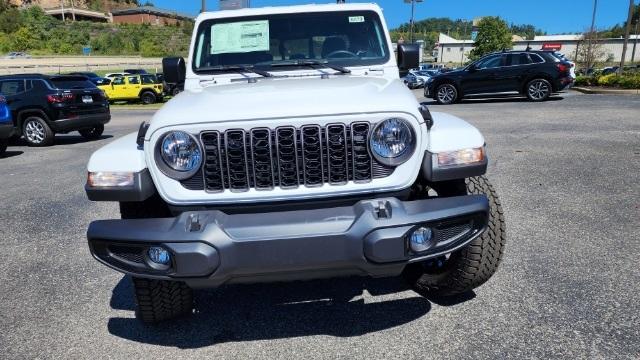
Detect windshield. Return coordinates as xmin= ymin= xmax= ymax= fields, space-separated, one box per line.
xmin=193 ymin=11 xmax=389 ymax=73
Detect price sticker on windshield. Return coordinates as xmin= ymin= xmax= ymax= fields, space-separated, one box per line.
xmin=349 ymin=16 xmax=364 ymax=23
xmin=211 ymin=20 xmax=270 ymax=54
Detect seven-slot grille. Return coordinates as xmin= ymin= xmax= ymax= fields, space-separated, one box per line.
xmin=183 ymin=123 xmax=393 ymax=192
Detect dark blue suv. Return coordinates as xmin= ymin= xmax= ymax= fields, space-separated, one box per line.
xmin=0 ymin=93 xmax=12 ymax=156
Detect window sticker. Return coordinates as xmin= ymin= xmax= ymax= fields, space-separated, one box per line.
xmin=211 ymin=20 xmax=270 ymax=54
xmin=349 ymin=16 xmax=364 ymax=23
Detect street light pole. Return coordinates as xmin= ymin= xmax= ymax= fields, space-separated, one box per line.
xmin=201 ymin=0 xmax=206 ymax=13
xmin=61 ymin=0 xmax=65 ymax=22
xmin=632 ymin=19 xmax=639 ymax=63
xmin=410 ymin=0 xmax=415 ymax=43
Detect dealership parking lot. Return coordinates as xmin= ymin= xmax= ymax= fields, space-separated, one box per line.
xmin=1 ymin=91 xmax=639 ymax=358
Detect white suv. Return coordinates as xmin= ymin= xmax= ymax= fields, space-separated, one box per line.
xmin=84 ymin=3 xmax=506 ymax=323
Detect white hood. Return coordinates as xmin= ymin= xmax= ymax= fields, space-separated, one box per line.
xmin=146 ymin=76 xmax=421 ymax=136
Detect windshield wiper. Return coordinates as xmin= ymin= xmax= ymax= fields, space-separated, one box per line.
xmin=197 ymin=65 xmax=273 ymax=78
xmin=266 ymin=60 xmax=351 ymax=74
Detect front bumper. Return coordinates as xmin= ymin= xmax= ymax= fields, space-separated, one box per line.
xmin=87 ymin=196 xmax=488 ymax=288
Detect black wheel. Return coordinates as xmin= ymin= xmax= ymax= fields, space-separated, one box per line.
xmin=78 ymin=124 xmax=104 ymax=140
xmin=140 ymin=91 xmax=157 ymax=105
xmin=0 ymin=139 xmax=7 ymax=156
xmin=132 ymin=277 xmax=193 ymax=324
xmin=526 ymin=78 xmax=551 ymax=101
xmin=171 ymin=87 xmax=181 ymax=96
xmin=435 ymin=83 xmax=458 ymax=104
xmin=22 ymin=116 xmax=54 ymax=146
xmin=403 ymin=176 xmax=506 ymax=297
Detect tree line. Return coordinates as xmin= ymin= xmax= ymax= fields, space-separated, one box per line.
xmin=0 ymin=2 xmax=192 ymax=57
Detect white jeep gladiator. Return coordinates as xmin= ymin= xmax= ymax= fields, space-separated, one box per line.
xmin=85 ymin=3 xmax=506 ymax=323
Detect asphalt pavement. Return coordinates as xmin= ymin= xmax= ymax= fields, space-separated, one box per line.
xmin=0 ymin=91 xmax=639 ymax=359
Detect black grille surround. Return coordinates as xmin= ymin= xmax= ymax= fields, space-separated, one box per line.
xmin=181 ymin=123 xmax=396 ymax=192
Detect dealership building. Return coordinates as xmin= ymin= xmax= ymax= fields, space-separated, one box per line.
xmin=435 ymin=33 xmax=640 ymax=65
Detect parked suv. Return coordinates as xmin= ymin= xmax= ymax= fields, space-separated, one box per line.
xmin=98 ymin=74 xmax=163 ymax=104
xmin=85 ymin=4 xmax=506 ymax=324
xmin=0 ymin=74 xmax=111 ymax=146
xmin=425 ymin=50 xmax=574 ymax=104
xmin=0 ymin=94 xmax=12 ymax=156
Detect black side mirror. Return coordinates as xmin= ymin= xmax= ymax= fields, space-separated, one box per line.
xmin=397 ymin=44 xmax=420 ymax=75
xmin=162 ymin=57 xmax=186 ymax=85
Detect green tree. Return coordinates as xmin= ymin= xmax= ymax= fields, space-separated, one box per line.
xmin=469 ymin=17 xmax=512 ymax=60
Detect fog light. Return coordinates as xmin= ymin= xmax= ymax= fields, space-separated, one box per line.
xmin=147 ymin=246 xmax=171 ymax=265
xmin=409 ymin=227 xmax=434 ymax=253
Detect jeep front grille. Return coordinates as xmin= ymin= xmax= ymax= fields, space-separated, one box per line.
xmin=181 ymin=123 xmax=394 ymax=192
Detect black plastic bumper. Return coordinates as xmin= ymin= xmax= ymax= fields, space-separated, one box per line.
xmin=87 ymin=195 xmax=489 ymax=288
xmin=0 ymin=123 xmax=14 ymax=139
xmin=50 ymin=112 xmax=111 ymax=133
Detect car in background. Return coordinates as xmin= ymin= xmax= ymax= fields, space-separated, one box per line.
xmin=0 ymin=74 xmax=110 ymax=146
xmin=68 ymin=72 xmax=110 ymax=86
xmin=156 ymin=72 xmax=183 ymax=96
xmin=411 ymin=69 xmax=439 ymax=84
xmin=98 ymin=74 xmax=163 ymax=104
xmin=419 ymin=63 xmax=445 ymax=71
xmin=0 ymin=93 xmax=12 ymax=156
xmin=123 ymin=69 xmax=149 ymax=75
xmin=425 ymin=50 xmax=574 ymax=104
xmin=601 ymin=66 xmax=619 ymax=75
xmin=4 ymin=52 xmax=31 ymax=59
xmin=105 ymin=72 xmax=130 ymax=79
xmin=549 ymin=52 xmax=576 ymax=80
xmin=402 ymin=72 xmax=424 ymax=89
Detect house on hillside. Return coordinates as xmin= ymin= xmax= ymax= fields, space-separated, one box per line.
xmin=111 ymin=6 xmax=193 ymax=26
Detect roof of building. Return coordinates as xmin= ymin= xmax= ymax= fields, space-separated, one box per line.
xmin=533 ymin=35 xmax=583 ymax=41
xmin=111 ymin=6 xmax=193 ymax=20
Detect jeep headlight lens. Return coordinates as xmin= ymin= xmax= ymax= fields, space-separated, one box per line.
xmin=370 ymin=118 xmax=415 ymax=166
xmin=158 ymin=131 xmax=202 ymax=176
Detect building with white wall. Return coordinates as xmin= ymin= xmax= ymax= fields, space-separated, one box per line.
xmin=436 ymin=33 xmax=640 ymax=66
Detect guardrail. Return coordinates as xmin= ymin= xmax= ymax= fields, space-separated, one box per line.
xmin=0 ymin=60 xmax=164 ymax=75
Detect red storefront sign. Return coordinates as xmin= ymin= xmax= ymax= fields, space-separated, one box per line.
xmin=542 ymin=43 xmax=562 ymax=51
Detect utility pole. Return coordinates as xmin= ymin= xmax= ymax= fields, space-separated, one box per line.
xmin=61 ymin=0 xmax=65 ymax=22
xmin=585 ymin=0 xmax=598 ymax=70
xmin=620 ymin=0 xmax=635 ymax=72
xmin=201 ymin=0 xmax=206 ymax=13
xmin=632 ymin=19 xmax=639 ymax=63
xmin=70 ymin=0 xmax=76 ymax=21
xmin=406 ymin=0 xmax=423 ymax=43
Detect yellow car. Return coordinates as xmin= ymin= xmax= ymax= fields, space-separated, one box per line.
xmin=99 ymin=74 xmax=163 ymax=104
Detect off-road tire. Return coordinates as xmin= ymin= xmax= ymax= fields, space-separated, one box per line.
xmin=132 ymin=277 xmax=193 ymax=324
xmin=22 ymin=116 xmax=54 ymax=147
xmin=0 ymin=139 xmax=7 ymax=156
xmin=120 ymin=196 xmax=192 ymax=323
xmin=140 ymin=91 xmax=157 ymax=105
xmin=78 ymin=124 xmax=104 ymax=140
xmin=435 ymin=83 xmax=458 ymax=105
xmin=525 ymin=78 xmax=552 ymax=102
xmin=404 ymin=176 xmax=506 ymax=297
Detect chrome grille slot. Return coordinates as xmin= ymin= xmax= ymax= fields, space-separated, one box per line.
xmin=250 ymin=128 xmax=275 ymax=190
xmin=225 ymin=130 xmax=250 ymax=191
xmin=201 ymin=132 xmax=224 ymax=192
xmin=186 ymin=123 xmax=394 ymax=192
xmin=326 ymin=124 xmax=348 ymax=184
xmin=276 ymin=127 xmax=299 ymax=188
xmin=350 ymin=123 xmax=372 ymax=182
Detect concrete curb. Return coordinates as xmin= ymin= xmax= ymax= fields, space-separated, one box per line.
xmin=572 ymin=87 xmax=640 ymax=95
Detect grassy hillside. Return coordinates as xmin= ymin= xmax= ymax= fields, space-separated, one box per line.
xmin=0 ymin=4 xmax=191 ymax=57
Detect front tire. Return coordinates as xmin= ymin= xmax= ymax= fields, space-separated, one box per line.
xmin=404 ymin=176 xmax=506 ymax=297
xmin=120 ymin=197 xmax=193 ymax=323
xmin=78 ymin=124 xmax=104 ymax=140
xmin=435 ymin=83 xmax=458 ymax=105
xmin=526 ymin=78 xmax=552 ymax=102
xmin=22 ymin=116 xmax=54 ymax=147
xmin=132 ymin=277 xmax=193 ymax=324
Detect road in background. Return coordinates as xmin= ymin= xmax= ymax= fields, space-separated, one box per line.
xmin=1 ymin=92 xmax=639 ymax=358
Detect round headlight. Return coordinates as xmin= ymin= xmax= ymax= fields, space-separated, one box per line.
xmin=370 ymin=118 xmax=415 ymax=166
xmin=156 ymin=131 xmax=202 ymax=179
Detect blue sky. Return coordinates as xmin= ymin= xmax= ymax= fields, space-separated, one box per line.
xmin=151 ymin=0 xmax=636 ymax=34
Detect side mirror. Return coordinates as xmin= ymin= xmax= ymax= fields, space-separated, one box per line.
xmin=162 ymin=57 xmax=186 ymax=85
xmin=397 ymin=44 xmax=420 ymax=75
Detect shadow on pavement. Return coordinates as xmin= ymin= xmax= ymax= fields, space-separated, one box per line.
xmin=0 ymin=150 xmax=23 ymax=159
xmin=421 ymin=95 xmax=564 ymax=105
xmin=106 ymin=275 xmax=477 ymax=348
xmin=54 ymin=134 xmax=113 ymax=145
